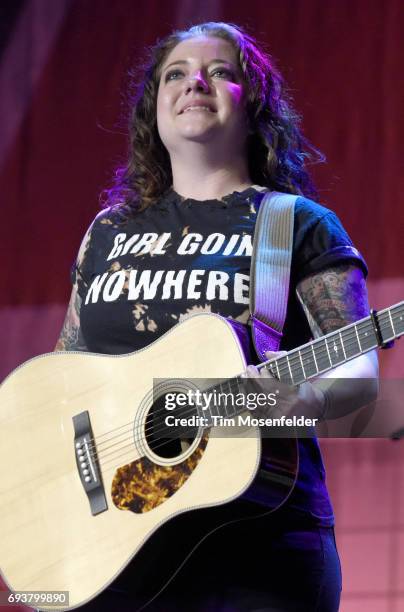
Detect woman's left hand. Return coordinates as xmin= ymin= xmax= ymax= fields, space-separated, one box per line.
xmin=243 ymin=351 xmax=326 ymax=422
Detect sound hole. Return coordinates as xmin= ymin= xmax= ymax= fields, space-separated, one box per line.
xmin=145 ymin=391 xmax=200 ymax=459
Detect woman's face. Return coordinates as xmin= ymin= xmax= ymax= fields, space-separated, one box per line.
xmin=157 ymin=36 xmax=248 ymax=156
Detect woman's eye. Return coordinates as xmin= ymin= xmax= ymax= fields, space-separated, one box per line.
xmin=211 ymin=68 xmax=234 ymax=79
xmin=164 ymin=67 xmax=235 ymax=82
xmin=165 ymin=69 xmax=184 ymax=81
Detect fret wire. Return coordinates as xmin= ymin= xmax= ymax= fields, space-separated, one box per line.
xmin=331 ymin=336 xmax=342 ymax=363
xmin=339 ymin=331 xmax=347 ymax=359
xmin=278 ymin=348 xmax=350 ymax=377
xmin=288 ymin=352 xmax=307 ymax=375
xmin=298 ymin=350 xmax=307 ymax=378
xmin=376 ymin=305 xmax=402 ymax=319
xmin=282 ymin=338 xmax=342 ymax=369
xmin=316 ymin=338 xmax=332 ymax=369
xmin=392 ymin=313 xmax=404 ymax=327
xmin=206 ymin=379 xmax=239 ymax=420
xmin=285 ymin=349 xmax=300 ymax=369
xmin=373 ymin=306 xmax=403 ymax=342
xmin=378 ymin=308 xmax=402 ymax=342
xmin=267 ymin=346 xmax=346 ymax=382
xmin=381 ymin=306 xmax=403 ymax=326
xmin=274 ymin=358 xmax=286 ymax=381
xmin=376 ymin=310 xmax=391 ymax=327
xmin=268 ymin=362 xmax=277 ymax=378
xmin=257 ymin=306 xmax=403 ymax=384
xmin=267 ymin=362 xmax=273 ymax=377
xmin=311 ymin=341 xmax=328 ymax=364
xmin=390 ymin=304 xmax=404 ymax=317
xmin=150 ymin=305 xmax=384 ymax=450
xmin=292 ymin=354 xmax=306 ymax=378
xmin=228 ymin=380 xmax=237 ymax=393
xmin=386 ymin=309 xmax=396 ymax=335
xmin=317 ymin=325 xmax=373 ymax=357
xmin=392 ymin=308 xmax=404 ymax=326
xmin=354 ymin=324 xmax=362 ymax=351
xmin=379 ymin=318 xmax=394 ymax=334
xmin=292 ymin=322 xmax=374 ymax=361
xmin=284 ymin=355 xmax=293 ymax=382
xmin=268 ymin=321 xmax=377 ymax=380
xmin=207 ymin=406 xmax=213 ymax=424
xmin=272 ymin=341 xmax=363 ymax=379
xmin=310 ymin=317 xmax=373 ymax=357
xmin=199 ymin=306 xmax=399 ymax=415
xmin=300 ymin=337 xmax=361 ymax=364
xmin=311 ymin=344 xmax=319 ymax=373
xmin=379 ymin=317 xmax=402 ymax=342
xmin=324 ymin=337 xmax=332 ymax=365
xmin=261 ymin=309 xmax=401 ymax=383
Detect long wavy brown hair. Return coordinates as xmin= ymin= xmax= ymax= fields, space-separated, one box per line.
xmin=103 ymin=22 xmax=324 ymax=216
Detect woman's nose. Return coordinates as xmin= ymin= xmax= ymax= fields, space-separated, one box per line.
xmin=185 ymin=72 xmax=210 ymax=94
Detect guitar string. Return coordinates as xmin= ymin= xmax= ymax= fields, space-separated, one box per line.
xmin=86 ymin=331 xmax=378 ymax=469
xmin=92 ymin=327 xmax=385 ymax=474
xmin=100 ymin=301 xmax=400 ymax=458
xmin=96 ymin=344 xmax=372 ymax=473
xmin=79 ymin=312 xmax=397 ymax=469
xmin=79 ymin=317 xmax=403 ymax=477
xmin=97 ymin=312 xmax=383 ymax=441
xmin=83 ymin=322 xmax=374 ymax=463
xmin=86 ymin=340 xmax=398 ymax=472
xmin=80 ymin=310 xmax=396 ymax=465
xmin=83 ymin=340 xmax=380 ymax=469
xmin=87 ymin=378 xmax=243 ymax=471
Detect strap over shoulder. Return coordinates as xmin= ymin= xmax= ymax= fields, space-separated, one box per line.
xmin=249 ymin=191 xmax=298 ymax=360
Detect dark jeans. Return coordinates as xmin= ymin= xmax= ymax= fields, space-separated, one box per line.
xmin=77 ymin=504 xmax=342 ymax=612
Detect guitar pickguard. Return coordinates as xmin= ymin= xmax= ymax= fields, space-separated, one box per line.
xmin=111 ymin=435 xmax=208 ymax=513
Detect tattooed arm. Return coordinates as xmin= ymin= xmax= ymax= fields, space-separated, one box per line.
xmin=55 ymin=223 xmax=93 ymax=352
xmin=296 ymin=264 xmax=370 ymax=337
xmin=296 ymin=263 xmax=379 ymax=419
xmin=55 ymin=283 xmax=88 ymax=351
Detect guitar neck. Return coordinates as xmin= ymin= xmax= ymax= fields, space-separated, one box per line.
xmin=262 ymin=301 xmax=404 ymax=386
xmin=197 ymin=301 xmax=404 ymax=425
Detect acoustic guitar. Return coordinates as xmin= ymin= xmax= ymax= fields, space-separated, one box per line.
xmin=0 ymin=303 xmax=402 ymax=610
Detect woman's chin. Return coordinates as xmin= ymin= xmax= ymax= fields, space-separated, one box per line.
xmin=177 ymin=125 xmax=221 ymax=144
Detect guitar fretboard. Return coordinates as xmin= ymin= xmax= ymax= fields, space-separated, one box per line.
xmin=197 ymin=302 xmax=404 ymax=425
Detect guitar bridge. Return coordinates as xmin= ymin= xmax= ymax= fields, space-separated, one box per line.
xmin=73 ymin=411 xmax=107 ymax=516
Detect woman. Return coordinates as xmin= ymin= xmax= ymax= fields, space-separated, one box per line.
xmin=56 ymin=22 xmax=378 ymax=612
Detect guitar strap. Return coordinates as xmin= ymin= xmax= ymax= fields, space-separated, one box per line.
xmin=249 ymin=190 xmax=297 ymax=360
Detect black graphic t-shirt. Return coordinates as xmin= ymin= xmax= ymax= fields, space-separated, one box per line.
xmin=72 ymin=186 xmax=367 ymax=526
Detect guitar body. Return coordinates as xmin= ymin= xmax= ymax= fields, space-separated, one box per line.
xmin=0 ymin=314 xmax=297 ymax=610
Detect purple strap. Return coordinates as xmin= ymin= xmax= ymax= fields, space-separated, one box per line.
xmin=249 ymin=191 xmax=297 ymax=361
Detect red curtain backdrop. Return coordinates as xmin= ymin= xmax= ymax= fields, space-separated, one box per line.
xmin=1 ymin=0 xmax=403 ymax=377
xmin=0 ymin=1 xmax=403 ymax=610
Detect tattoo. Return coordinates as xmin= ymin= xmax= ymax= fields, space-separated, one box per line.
xmin=55 ymin=287 xmax=88 ymax=351
xmin=296 ymin=264 xmax=370 ymax=337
